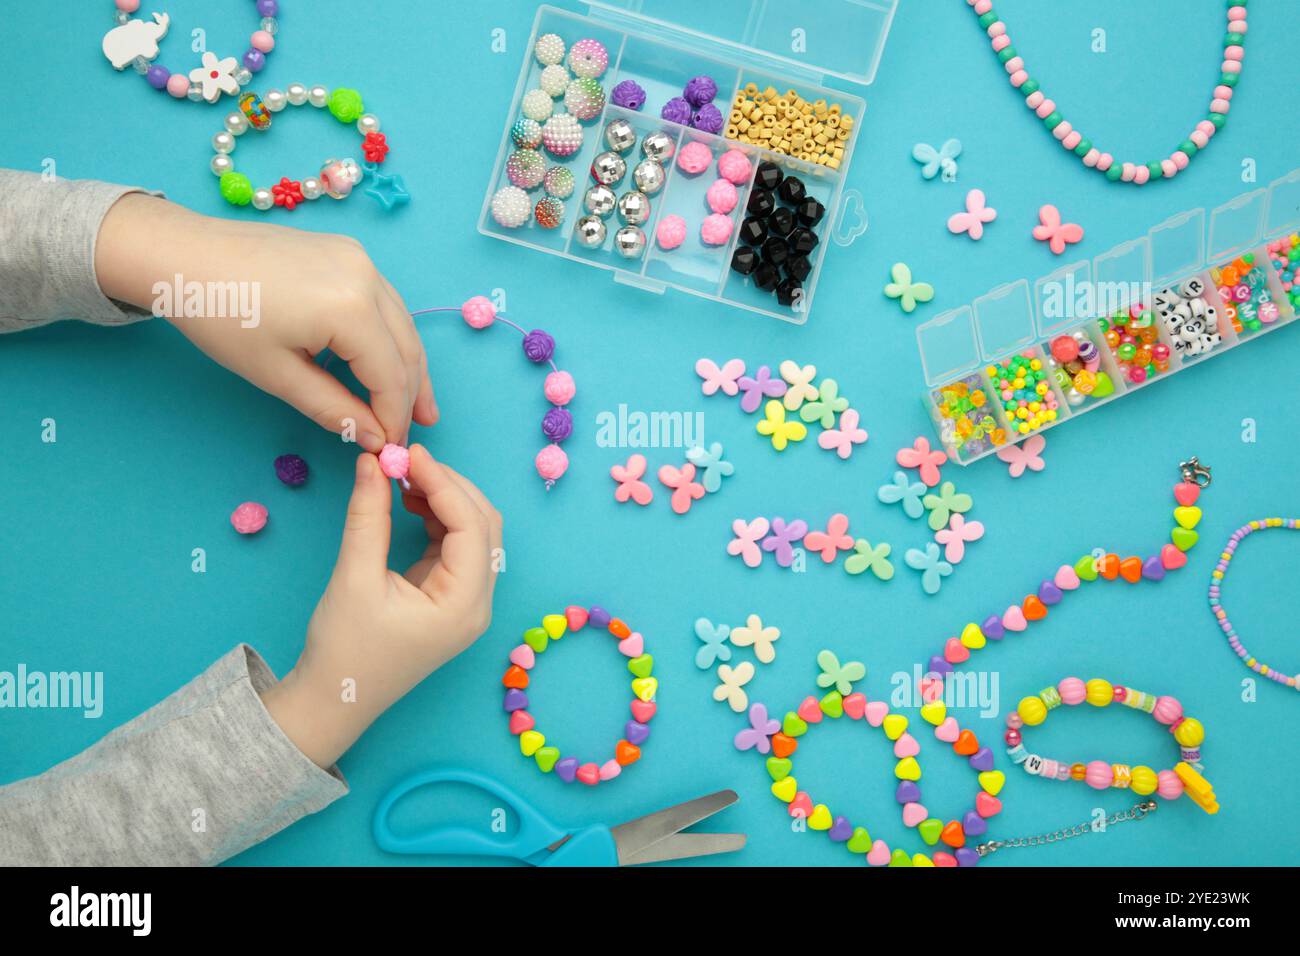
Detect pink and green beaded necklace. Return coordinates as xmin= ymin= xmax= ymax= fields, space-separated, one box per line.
xmin=966 ymin=0 xmax=1248 ymax=184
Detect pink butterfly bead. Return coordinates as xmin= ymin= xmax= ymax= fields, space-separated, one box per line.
xmin=935 ymin=513 xmax=985 ymax=564
xmin=727 ymin=517 xmax=769 ymax=567
xmin=947 ymin=188 xmax=997 ymax=240
xmin=658 ymin=462 xmax=706 ymax=515
xmin=804 ymin=513 xmax=855 ymax=563
xmin=896 ymin=436 xmax=948 ymax=487
xmin=611 ymin=454 xmax=654 ymax=505
xmin=1032 ymin=204 xmax=1084 ymax=255
xmin=817 ymin=408 xmax=868 ymax=460
xmin=696 ymin=357 xmax=746 ymax=397
xmin=995 ymin=433 xmax=1046 ymax=478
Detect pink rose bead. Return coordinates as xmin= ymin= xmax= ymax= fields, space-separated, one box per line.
xmin=251 ymin=30 xmax=276 ymax=53
xmin=700 ymin=213 xmax=733 ymax=246
xmin=675 ymin=141 xmax=712 ymax=175
xmin=461 ymin=295 xmax=496 ymax=329
xmin=535 ymin=443 xmax=568 ymax=483
xmin=167 ymin=73 xmax=191 ymax=98
xmin=230 ymin=501 xmax=269 ymax=535
xmin=544 ymin=370 xmax=576 ymax=405
xmin=706 ymin=178 xmax=738 ymax=214
xmin=655 ymin=214 xmax=687 ymax=250
xmin=716 ymin=149 xmax=752 ymax=185
xmin=378 ymin=444 xmax=411 ymax=480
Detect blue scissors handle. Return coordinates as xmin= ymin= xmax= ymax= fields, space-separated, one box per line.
xmin=372 ymin=767 xmax=619 ymax=866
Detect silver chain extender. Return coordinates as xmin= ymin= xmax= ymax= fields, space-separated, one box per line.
xmin=975 ymin=800 xmax=1157 ymax=857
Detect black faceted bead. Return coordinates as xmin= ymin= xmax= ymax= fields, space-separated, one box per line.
xmin=747 ymin=188 xmax=775 ymax=218
xmin=731 ymin=245 xmax=758 ymax=276
xmin=768 ymin=206 xmax=795 ymax=238
xmin=785 ymin=254 xmax=812 ymax=282
xmin=753 ymin=262 xmax=780 ymax=291
xmin=754 ymin=161 xmax=783 ymax=191
xmin=776 ymin=276 xmax=803 ymax=307
xmin=739 ymin=215 xmax=768 ymax=246
xmin=788 ymin=226 xmax=819 ymax=255
xmin=761 ymin=237 xmax=789 ymax=267
xmin=777 ymin=176 xmax=806 ymax=205
xmin=796 ymin=197 xmax=825 ymax=226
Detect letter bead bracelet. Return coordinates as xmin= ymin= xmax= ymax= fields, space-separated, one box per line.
xmin=103 ymin=0 xmax=282 ymax=103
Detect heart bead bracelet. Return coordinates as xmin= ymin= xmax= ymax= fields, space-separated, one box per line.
xmin=1210 ymin=518 xmax=1300 ymax=690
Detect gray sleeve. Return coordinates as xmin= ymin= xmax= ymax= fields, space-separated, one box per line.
xmin=0 ymin=168 xmax=163 ymax=332
xmin=0 ymin=645 xmax=349 ymax=866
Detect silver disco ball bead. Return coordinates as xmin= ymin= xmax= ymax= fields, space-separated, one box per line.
xmin=641 ymin=130 xmax=675 ymax=162
xmin=574 ymin=215 xmax=607 ymax=248
xmin=590 ymin=150 xmax=627 ymax=186
xmin=617 ymin=190 xmax=650 ymax=225
xmin=614 ymin=225 xmax=647 ymax=259
xmin=604 ymin=118 xmax=637 ymax=154
xmin=583 ymin=184 xmax=617 ymax=217
xmin=632 ymin=159 xmax=665 ymax=196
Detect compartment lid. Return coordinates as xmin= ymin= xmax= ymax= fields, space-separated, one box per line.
xmin=1034 ymin=259 xmax=1092 ymax=337
xmin=1264 ymin=166 xmax=1300 ymax=238
xmin=587 ymin=0 xmax=898 ymax=85
xmin=917 ymin=306 xmax=979 ymax=387
xmin=975 ymin=279 xmax=1036 ymax=360
xmin=1207 ymin=188 xmax=1266 ymax=264
xmin=1092 ymin=236 xmax=1149 ymax=311
xmin=1147 ymin=207 xmax=1205 ymax=289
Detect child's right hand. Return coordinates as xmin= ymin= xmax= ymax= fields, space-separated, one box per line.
xmin=261 ymin=444 xmax=502 ymax=767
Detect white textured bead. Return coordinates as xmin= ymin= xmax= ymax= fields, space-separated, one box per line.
xmin=210 ymin=154 xmax=235 ymax=176
xmin=356 ymin=113 xmax=381 ymax=135
xmin=286 ymin=82 xmax=307 ymax=106
xmin=212 ymin=131 xmax=236 ymax=154
xmin=308 ymin=85 xmax=329 ymax=108
xmin=224 ymin=112 xmax=249 ymax=135
xmin=251 ymin=188 xmax=275 ymax=211
xmin=301 ymin=177 xmax=323 ymax=200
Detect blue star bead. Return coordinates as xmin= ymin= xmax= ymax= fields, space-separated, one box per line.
xmin=363 ymin=163 xmax=410 ymax=211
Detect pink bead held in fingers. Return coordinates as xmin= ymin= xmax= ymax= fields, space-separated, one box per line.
xmin=378 ymin=444 xmax=411 ymax=480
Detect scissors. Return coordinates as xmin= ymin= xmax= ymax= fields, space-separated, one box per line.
xmin=373 ymin=767 xmax=746 ymax=866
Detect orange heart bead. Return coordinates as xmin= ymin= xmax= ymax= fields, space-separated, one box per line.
xmin=771 ymin=732 xmax=798 ymax=758
xmin=502 ymin=665 xmax=529 ymax=689
xmin=940 ymin=820 xmax=966 ymax=848
xmin=1022 ymin=594 xmax=1047 ymax=621
xmin=608 ymin=618 xmax=631 ymax=638
xmin=953 ymin=729 xmax=979 ymax=755
xmin=1098 ymin=553 xmax=1120 ymax=580
xmin=1119 ymin=556 xmax=1142 ymax=583
xmin=615 ymin=740 xmax=641 ymax=765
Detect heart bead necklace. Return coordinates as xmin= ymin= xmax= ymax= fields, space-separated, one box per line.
xmin=966 ymin=0 xmax=1248 ymax=184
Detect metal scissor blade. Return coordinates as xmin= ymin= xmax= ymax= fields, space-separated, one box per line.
xmin=619 ymin=832 xmax=746 ymax=866
xmin=609 ymin=789 xmax=739 ymax=865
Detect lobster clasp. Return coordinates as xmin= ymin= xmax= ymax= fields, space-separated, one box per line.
xmin=1179 ymin=456 xmax=1212 ymax=488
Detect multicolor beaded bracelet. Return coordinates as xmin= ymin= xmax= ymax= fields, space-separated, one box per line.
xmin=1210 ymin=518 xmax=1300 ymax=690
xmin=503 ymin=605 xmax=654 ymax=785
xmin=966 ymin=0 xmax=1247 ymax=184
xmin=1007 ymin=677 xmax=1219 ymax=815
xmin=210 ymin=84 xmax=401 ymax=211
xmin=103 ymin=0 xmax=281 ymax=103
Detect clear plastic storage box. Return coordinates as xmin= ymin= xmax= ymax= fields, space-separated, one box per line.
xmin=478 ymin=1 xmax=897 ymax=324
xmin=917 ymin=167 xmax=1300 ymax=465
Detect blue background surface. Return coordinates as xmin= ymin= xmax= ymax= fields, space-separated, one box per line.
xmin=1 ymin=0 xmax=1297 ymax=867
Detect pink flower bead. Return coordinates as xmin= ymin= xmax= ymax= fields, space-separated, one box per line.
xmin=1085 ymin=760 xmax=1113 ymax=790
xmin=1153 ymin=695 xmax=1183 ymax=725
xmin=655 ymin=213 xmax=687 ymax=250
xmin=1156 ymin=769 xmax=1184 ymax=800
xmin=167 ymin=73 xmax=191 ymax=98
xmin=378 ymin=444 xmax=410 ymax=480
xmin=535 ymin=443 xmax=568 ymax=483
xmin=716 ymin=149 xmax=752 ymax=185
xmin=544 ymin=370 xmax=576 ymax=405
xmin=461 ymin=295 xmax=496 ymax=329
xmin=230 ymin=501 xmax=269 ymax=535
xmin=675 ymin=141 xmax=712 ymax=175
xmin=706 ymin=178 xmax=738 ymax=214
xmin=700 ymin=213 xmax=733 ymax=246
xmin=1058 ymin=677 xmax=1086 ymax=705
xmin=251 ymin=30 xmax=276 ymax=53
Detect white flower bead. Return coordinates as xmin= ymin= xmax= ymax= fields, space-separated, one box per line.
xmin=301 ymin=177 xmax=323 ymax=200
xmin=286 ymin=82 xmax=307 ymax=106
xmin=251 ymin=188 xmax=275 ymax=211
xmin=308 ymin=85 xmax=329 ymax=108
xmin=264 ymin=89 xmax=287 ymax=112
xmin=356 ymin=113 xmax=381 ymax=136
xmin=224 ymin=112 xmax=249 ymax=135
xmin=210 ymin=154 xmax=234 ymax=176
xmin=212 ymin=131 xmax=236 ymax=154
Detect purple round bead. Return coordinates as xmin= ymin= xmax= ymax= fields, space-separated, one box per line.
xmin=691 ymin=103 xmax=724 ymax=134
xmin=683 ymin=75 xmax=717 ymax=107
xmin=611 ymin=79 xmax=646 ymax=111
xmin=542 ymin=406 xmax=573 ymax=443
xmin=256 ymin=0 xmax=279 ymax=16
xmin=521 ymin=328 xmax=555 ymax=363
xmin=660 ymin=96 xmax=692 ymax=125
xmin=243 ymin=48 xmax=266 ymax=73
xmin=274 ymin=453 xmax=309 ymax=486
xmin=146 ymin=64 xmax=170 ymax=89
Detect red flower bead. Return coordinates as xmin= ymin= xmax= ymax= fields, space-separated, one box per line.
xmin=363 ymin=131 xmax=389 ymax=164
xmin=272 ymin=177 xmax=305 ymax=210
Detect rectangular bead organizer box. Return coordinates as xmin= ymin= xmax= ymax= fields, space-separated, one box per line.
xmin=477 ymin=1 xmax=898 ymax=325
xmin=918 ymin=167 xmax=1300 ymax=466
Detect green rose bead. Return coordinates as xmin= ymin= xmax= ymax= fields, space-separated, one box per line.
xmin=1147 ymin=161 xmax=1163 ymax=179
xmin=1044 ymin=111 xmax=1062 ymax=130
xmin=1180 ymin=139 xmax=1198 ymax=156
xmin=1021 ymin=78 xmax=1039 ymax=96
xmin=219 ymin=171 xmax=253 ymax=206
xmin=328 ymin=88 xmax=365 ymax=124
xmin=1105 ymin=164 xmax=1122 ymax=182
xmin=1073 ymin=137 xmax=1092 ymax=157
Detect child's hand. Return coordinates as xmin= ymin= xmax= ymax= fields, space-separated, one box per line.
xmin=261 ymin=444 xmax=502 ymax=767
xmin=95 ymin=194 xmax=437 ymax=451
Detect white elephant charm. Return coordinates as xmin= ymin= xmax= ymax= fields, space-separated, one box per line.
xmin=103 ymin=12 xmax=170 ymax=71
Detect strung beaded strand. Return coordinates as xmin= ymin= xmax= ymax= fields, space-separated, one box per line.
xmin=1209 ymin=518 xmax=1300 ymax=689
xmin=966 ymin=0 xmax=1248 ymax=184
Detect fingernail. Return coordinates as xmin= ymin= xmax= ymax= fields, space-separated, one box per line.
xmin=356 ymin=454 xmax=375 ymax=481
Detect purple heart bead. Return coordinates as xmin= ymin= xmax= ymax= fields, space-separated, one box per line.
xmin=968 ymin=747 xmax=994 ymax=772
xmin=1038 ymin=580 xmax=1063 ymax=605
xmin=624 ymin=719 xmax=650 ymax=746
xmin=554 ymin=757 xmax=579 ymax=782
xmin=1142 ymin=556 xmax=1166 ymax=581
xmin=895 ymin=780 xmax=922 ymax=804
xmin=962 ymin=810 xmax=988 ymax=836
xmin=503 ymin=689 xmax=529 ymax=712
xmin=828 ymin=816 xmax=853 ymax=842
xmin=588 ymin=606 xmax=612 ymax=628
xmin=981 ymin=614 xmax=1005 ymax=640
xmin=927 ymin=655 xmax=954 ymax=676
xmin=955 ymin=847 xmax=980 ymax=867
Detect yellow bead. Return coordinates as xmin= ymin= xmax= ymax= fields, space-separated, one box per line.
xmin=1130 ymin=766 xmax=1158 ymax=795
xmin=1085 ymin=678 xmax=1114 ymax=706
xmin=1174 ymin=716 xmax=1205 ymax=748
xmin=1018 ymin=695 xmax=1047 ymax=726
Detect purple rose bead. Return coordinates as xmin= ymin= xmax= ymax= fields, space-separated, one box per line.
xmin=243 ymin=48 xmax=266 ymax=73
xmin=274 ymin=453 xmax=309 ymax=486
xmin=683 ymin=75 xmax=717 ymax=107
xmin=611 ymin=79 xmax=646 ymax=111
xmin=256 ymin=0 xmax=279 ymax=16
xmin=660 ymin=96 xmax=692 ymax=125
xmin=542 ymin=406 xmax=573 ymax=443
xmin=521 ymin=328 xmax=555 ymax=363
xmin=691 ymin=103 xmax=724 ymax=134
xmin=146 ymin=65 xmax=170 ymax=89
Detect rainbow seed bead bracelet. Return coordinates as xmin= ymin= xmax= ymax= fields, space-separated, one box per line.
xmin=503 ymin=605 xmax=655 ymax=785
xmin=1007 ymin=678 xmax=1219 ymax=815
xmin=1210 ymin=518 xmax=1300 ymax=690
xmin=966 ymin=0 xmax=1247 ymax=184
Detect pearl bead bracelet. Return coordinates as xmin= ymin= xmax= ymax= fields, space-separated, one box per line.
xmin=210 ymin=84 xmax=405 ymax=212
xmin=103 ymin=0 xmax=282 ymax=104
